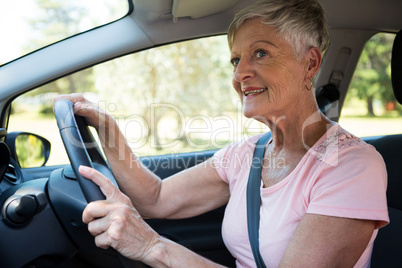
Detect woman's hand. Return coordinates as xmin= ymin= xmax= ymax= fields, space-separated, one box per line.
xmin=53 ymin=93 xmax=109 ymax=130
xmin=79 ymin=166 xmax=161 ymax=262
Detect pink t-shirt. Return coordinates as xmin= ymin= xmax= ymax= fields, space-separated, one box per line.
xmin=212 ymin=124 xmax=389 ymax=268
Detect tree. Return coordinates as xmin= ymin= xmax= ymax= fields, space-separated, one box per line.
xmin=348 ymin=33 xmax=394 ymax=116
xmin=23 ymin=0 xmax=94 ymax=107
xmin=93 ymin=36 xmax=234 ymax=151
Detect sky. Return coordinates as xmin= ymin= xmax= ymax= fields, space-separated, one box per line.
xmin=0 ymin=1 xmax=38 ymax=63
xmin=0 ymin=0 xmax=127 ymax=64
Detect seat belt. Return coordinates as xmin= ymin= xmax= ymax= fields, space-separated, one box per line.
xmin=247 ymin=132 xmax=271 ymax=268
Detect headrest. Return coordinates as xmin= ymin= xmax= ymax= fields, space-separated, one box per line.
xmin=316 ymin=83 xmax=340 ymax=115
xmin=392 ymin=30 xmax=402 ymax=104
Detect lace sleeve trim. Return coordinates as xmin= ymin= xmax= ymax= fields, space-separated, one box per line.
xmin=312 ymin=127 xmax=368 ymax=162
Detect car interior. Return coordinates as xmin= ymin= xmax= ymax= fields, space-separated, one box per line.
xmin=0 ymin=0 xmax=401 ymax=267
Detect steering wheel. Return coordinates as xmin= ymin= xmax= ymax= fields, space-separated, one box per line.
xmin=54 ymin=99 xmax=112 ymax=202
xmin=54 ymin=99 xmax=147 ymax=267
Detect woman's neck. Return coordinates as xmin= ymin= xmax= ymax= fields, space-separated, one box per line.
xmin=263 ymin=102 xmax=333 ymax=152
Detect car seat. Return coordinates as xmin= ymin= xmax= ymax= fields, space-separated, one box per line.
xmin=370 ymin=29 xmax=402 ymax=267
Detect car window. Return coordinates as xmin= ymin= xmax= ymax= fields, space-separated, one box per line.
xmin=339 ymin=32 xmax=401 ymax=137
xmin=0 ymin=0 xmax=129 ymax=65
xmin=8 ymin=35 xmax=267 ymax=166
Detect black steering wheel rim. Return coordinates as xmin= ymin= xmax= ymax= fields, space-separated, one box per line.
xmin=54 ymin=99 xmax=108 ymax=202
xmin=54 ymin=99 xmax=148 ymax=267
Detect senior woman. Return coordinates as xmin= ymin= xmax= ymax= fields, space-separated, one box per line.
xmin=54 ymin=0 xmax=389 ymax=267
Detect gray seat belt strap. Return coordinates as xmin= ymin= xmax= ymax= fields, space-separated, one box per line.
xmin=246 ymin=132 xmax=271 ymax=268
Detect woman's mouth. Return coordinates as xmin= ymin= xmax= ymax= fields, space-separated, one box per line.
xmin=243 ymin=88 xmax=268 ymax=96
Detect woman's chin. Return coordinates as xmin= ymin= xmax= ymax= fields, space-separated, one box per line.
xmin=243 ymin=107 xmax=265 ymax=119
xmin=242 ymin=109 xmax=253 ymax=119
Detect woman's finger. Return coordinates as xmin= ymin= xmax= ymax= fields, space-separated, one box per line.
xmin=86 ymin=203 xmax=136 ymax=250
xmin=73 ymin=101 xmax=98 ymax=116
xmin=82 ymin=200 xmax=110 ymax=224
xmin=53 ymin=93 xmax=104 ymax=128
xmin=86 ymin=211 xmax=110 ymax=235
xmin=79 ymin=166 xmax=119 ymax=200
xmin=73 ymin=101 xmax=107 ymax=129
xmin=53 ymin=93 xmax=86 ymax=111
xmin=92 ymin=230 xmax=113 ymax=249
xmin=91 ymin=208 xmax=156 ymax=259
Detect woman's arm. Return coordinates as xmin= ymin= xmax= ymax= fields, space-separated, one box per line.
xmin=95 ymin=106 xmax=229 ymax=219
xmin=279 ymin=213 xmax=375 ymax=267
xmin=53 ymin=94 xmax=229 ymax=219
xmin=80 ymin=166 xmax=227 ymax=267
xmin=145 ymin=236 xmax=227 ymax=268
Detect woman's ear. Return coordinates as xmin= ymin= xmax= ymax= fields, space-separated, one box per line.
xmin=306 ymin=47 xmax=322 ymax=78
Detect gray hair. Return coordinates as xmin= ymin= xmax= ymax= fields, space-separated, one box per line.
xmin=227 ymin=0 xmax=330 ymax=60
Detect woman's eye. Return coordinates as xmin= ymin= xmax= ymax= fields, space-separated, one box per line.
xmin=230 ymin=58 xmax=240 ymax=67
xmin=256 ymin=50 xmax=268 ymax=58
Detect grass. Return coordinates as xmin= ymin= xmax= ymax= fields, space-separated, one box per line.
xmin=339 ymin=116 xmax=402 ymax=137
xmin=340 ymin=100 xmax=402 ymax=137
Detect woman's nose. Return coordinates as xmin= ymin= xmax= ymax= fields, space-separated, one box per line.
xmin=233 ymin=58 xmax=255 ymax=83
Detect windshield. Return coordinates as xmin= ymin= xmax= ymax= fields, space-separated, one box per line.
xmin=0 ymin=0 xmax=129 ymax=65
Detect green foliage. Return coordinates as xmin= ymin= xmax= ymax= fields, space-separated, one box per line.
xmin=24 ymin=0 xmax=95 ymax=97
xmin=15 ymin=134 xmax=46 ymax=168
xmin=10 ymin=0 xmax=238 ymax=160
xmin=39 ymin=103 xmax=54 ymax=115
xmin=92 ymin=36 xmax=234 ymax=150
xmin=347 ymin=33 xmax=395 ymax=116
xmin=24 ymin=0 xmax=87 ymax=53
xmin=94 ymin=37 xmax=233 ymax=115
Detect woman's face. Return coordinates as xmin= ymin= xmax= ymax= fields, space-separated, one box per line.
xmin=230 ymin=19 xmax=309 ymax=120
